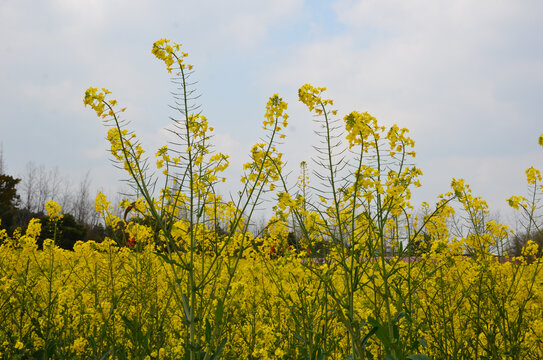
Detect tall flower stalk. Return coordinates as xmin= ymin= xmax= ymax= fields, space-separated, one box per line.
xmin=84 ymin=39 xmax=290 ymax=359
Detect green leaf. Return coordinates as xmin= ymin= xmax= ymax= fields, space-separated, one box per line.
xmin=214 ymin=298 xmax=224 ymax=327
xmin=395 ymin=311 xmax=407 ymax=322
xmin=205 ymin=319 xmax=212 ymax=343
xmin=154 ymin=252 xmax=183 ymax=268
xmin=210 ymin=338 xmax=227 ymax=360
xmin=316 ymin=349 xmax=325 ymax=360
xmin=181 ymin=293 xmax=191 ymax=323
xmin=361 ymin=326 xmax=378 ymax=347
xmin=407 ymin=354 xmax=431 ymax=360
xmin=392 ymin=322 xmax=400 ymax=343
xmin=417 ymin=338 xmax=428 ymax=348
xmin=368 ymin=317 xmax=392 ymax=349
xmin=30 ymin=317 xmax=43 ymax=338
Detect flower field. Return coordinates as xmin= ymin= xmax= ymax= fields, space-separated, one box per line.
xmin=1 ymin=39 xmax=542 ymax=359
xmin=0 ymin=230 xmax=541 ymax=359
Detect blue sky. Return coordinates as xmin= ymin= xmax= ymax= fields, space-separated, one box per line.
xmin=1 ymin=0 xmax=542 ymax=223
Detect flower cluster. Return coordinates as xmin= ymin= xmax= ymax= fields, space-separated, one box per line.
xmin=69 ymin=38 xmax=543 ymax=359
xmin=298 ymin=84 xmax=335 ymax=115
xmin=152 ymin=38 xmax=192 ymax=73
xmin=344 ymin=111 xmax=383 ymax=149
xmin=83 ymin=87 xmax=125 ymax=118
xmin=240 ymin=94 xmax=288 ymax=189
xmin=45 ymin=200 xmax=62 ymax=221
xmin=1 ymin=214 xmax=541 ymax=358
xmin=507 ymin=195 xmax=528 ymax=210
xmin=106 ymin=127 xmax=145 ymax=175
xmin=95 ymin=192 xmax=121 ymax=228
xmin=526 ymin=166 xmax=542 ymax=185
xmin=263 ymin=94 xmax=288 ymax=133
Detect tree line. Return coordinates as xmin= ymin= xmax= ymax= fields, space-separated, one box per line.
xmin=0 ymin=153 xmax=541 ymax=257
xmin=0 ymin=153 xmax=123 ymax=250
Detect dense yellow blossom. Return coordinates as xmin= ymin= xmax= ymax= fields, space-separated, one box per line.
xmin=526 ymin=166 xmax=542 ymax=185
xmin=60 ymin=37 xmax=543 ymax=359
xmin=45 ymin=200 xmax=62 ymax=220
xmin=0 ymin=225 xmax=541 ymax=358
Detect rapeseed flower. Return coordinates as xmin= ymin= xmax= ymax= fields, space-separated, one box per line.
xmin=45 ymin=200 xmax=62 ymax=220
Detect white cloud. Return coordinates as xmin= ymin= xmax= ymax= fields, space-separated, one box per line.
xmin=1 ymin=0 xmax=542 ymax=222
xmin=52 ymin=0 xmax=108 ymax=30
xmin=83 ymin=146 xmax=108 ymax=161
xmin=214 ymin=0 xmax=304 ymax=47
xmin=21 ymin=80 xmax=83 ymax=115
xmin=259 ymin=0 xmax=543 ymax=216
xmin=413 ymin=150 xmax=543 ymax=214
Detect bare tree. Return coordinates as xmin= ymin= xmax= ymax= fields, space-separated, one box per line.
xmin=16 ymin=161 xmax=117 ymax=228
xmin=48 ymin=167 xmax=62 ymax=205
xmin=20 ymin=162 xmax=37 ymax=212
xmin=19 ymin=162 xmax=68 ymax=214
xmin=71 ymin=171 xmax=93 ymax=225
xmin=58 ymin=177 xmax=73 ymax=214
xmin=35 ymin=164 xmax=50 ymax=213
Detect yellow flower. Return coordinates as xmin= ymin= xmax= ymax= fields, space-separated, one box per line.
xmin=451 ymin=177 xmax=466 ymax=198
xmin=263 ymin=94 xmax=288 ymax=130
xmin=152 ymin=38 xmax=185 ymax=73
xmin=134 ymin=197 xmax=147 ymax=213
xmin=525 ymin=166 xmax=542 ymax=185
xmin=25 ymin=218 xmax=41 ymax=239
xmin=275 ymin=348 xmax=285 ymax=357
xmin=71 ymin=337 xmax=88 ymax=356
xmin=43 ymin=238 xmax=54 ymax=250
xmin=522 ymin=240 xmax=539 ymax=257
xmin=298 ymin=83 xmax=330 ymax=112
xmin=507 ymin=195 xmax=527 ymax=210
xmin=95 ymin=191 xmax=110 ymax=214
xmin=45 ymin=200 xmax=62 ymax=220
xmin=83 ymin=87 xmax=119 ymax=119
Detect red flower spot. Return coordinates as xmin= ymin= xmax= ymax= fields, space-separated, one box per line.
xmin=127 ymin=237 xmax=135 ymax=247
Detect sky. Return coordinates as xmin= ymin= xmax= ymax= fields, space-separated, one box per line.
xmin=1 ymin=0 xmax=542 ymax=225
